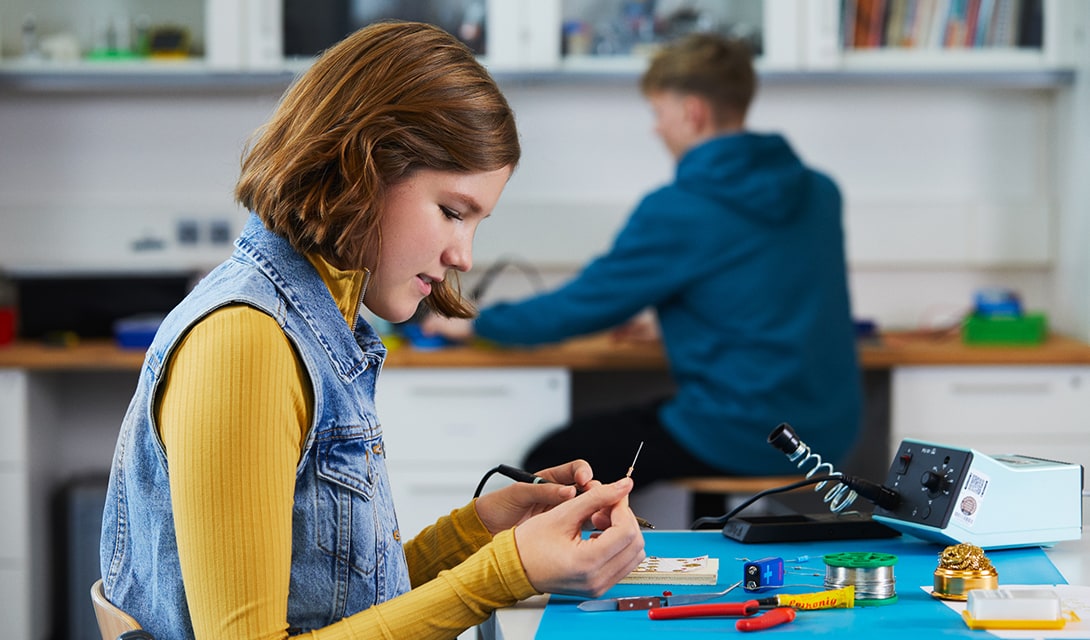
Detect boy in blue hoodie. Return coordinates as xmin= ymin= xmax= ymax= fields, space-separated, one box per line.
xmin=424 ymin=34 xmax=860 ymax=494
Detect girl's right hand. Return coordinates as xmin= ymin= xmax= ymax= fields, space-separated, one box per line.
xmin=512 ymin=478 xmax=645 ymax=598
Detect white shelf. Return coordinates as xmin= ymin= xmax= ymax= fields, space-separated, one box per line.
xmin=1 ymin=0 xmax=1078 ymax=91
xmin=0 ymin=63 xmax=1072 ymax=94
xmin=0 ymin=59 xmax=296 ymax=91
xmin=838 ymin=47 xmax=1060 ymax=71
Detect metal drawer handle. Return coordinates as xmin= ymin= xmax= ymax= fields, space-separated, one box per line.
xmin=950 ymin=382 xmax=1051 ymax=396
xmin=406 ymin=386 xmax=511 ymax=398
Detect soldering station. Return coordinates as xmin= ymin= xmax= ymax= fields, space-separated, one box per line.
xmin=712 ymin=422 xmax=1084 ymax=551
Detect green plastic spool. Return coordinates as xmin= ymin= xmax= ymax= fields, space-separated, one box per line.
xmin=823 ymin=552 xmax=899 ymax=606
xmin=823 ymin=551 xmax=898 ymax=569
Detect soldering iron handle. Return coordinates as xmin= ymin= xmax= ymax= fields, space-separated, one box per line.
xmin=495 ymin=464 xmax=547 ymax=484
xmin=840 ymin=474 xmax=901 ymax=510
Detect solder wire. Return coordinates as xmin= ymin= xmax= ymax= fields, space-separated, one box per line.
xmin=823 ymin=552 xmax=898 ymax=602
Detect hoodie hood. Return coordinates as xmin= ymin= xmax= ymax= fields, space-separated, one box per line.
xmin=675 ymin=132 xmax=808 ymax=225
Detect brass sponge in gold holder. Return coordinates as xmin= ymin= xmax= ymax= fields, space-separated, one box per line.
xmin=932 ymin=543 xmax=999 ymax=601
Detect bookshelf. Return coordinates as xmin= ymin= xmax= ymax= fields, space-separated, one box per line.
xmin=842 ymin=0 xmax=1042 ymax=52
xmin=813 ymin=0 xmax=1078 ymax=71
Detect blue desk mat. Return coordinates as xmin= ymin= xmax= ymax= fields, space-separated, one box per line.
xmin=535 ymin=531 xmax=1066 ymax=639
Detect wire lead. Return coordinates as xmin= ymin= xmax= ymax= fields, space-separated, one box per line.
xmin=626 ymin=441 xmax=645 ymax=478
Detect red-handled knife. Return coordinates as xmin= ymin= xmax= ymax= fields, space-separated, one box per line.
xmin=647 ymin=600 xmax=761 ymax=620
xmin=736 ymin=607 xmax=796 ymax=631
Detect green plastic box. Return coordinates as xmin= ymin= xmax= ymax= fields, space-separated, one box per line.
xmin=962 ymin=312 xmax=1048 ymax=345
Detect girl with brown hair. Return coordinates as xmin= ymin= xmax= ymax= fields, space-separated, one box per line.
xmin=100 ymin=21 xmax=644 ymax=639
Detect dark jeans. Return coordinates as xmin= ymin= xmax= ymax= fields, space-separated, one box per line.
xmin=521 ymin=398 xmax=724 ymax=487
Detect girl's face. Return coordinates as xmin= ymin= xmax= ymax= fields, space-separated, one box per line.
xmin=365 ymin=166 xmax=511 ymax=322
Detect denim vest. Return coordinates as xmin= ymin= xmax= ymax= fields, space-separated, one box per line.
xmin=100 ymin=214 xmax=411 ymax=639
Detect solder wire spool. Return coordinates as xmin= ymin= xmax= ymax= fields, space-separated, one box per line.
xmin=822 ymin=552 xmax=899 ymax=606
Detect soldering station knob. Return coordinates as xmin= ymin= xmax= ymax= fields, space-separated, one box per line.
xmin=921 ymin=470 xmax=948 ymax=493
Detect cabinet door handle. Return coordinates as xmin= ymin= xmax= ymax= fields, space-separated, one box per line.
xmin=405 ymin=385 xmax=511 ymax=398
xmin=950 ymin=382 xmax=1051 ymax=396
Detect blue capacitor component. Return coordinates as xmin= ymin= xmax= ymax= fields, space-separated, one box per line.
xmin=743 ymin=556 xmax=785 ymax=592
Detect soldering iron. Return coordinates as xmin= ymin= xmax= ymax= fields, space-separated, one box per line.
xmin=474 ymin=463 xmax=656 ymax=528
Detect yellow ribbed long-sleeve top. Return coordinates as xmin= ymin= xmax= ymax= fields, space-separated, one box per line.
xmin=157 ymin=255 xmax=538 ymax=639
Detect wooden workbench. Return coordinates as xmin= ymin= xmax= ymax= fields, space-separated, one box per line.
xmin=2 ymin=331 xmax=1090 ymax=371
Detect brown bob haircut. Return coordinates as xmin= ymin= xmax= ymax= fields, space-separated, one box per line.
xmin=236 ymin=21 xmax=520 ymax=318
xmin=640 ymin=33 xmax=757 ymax=127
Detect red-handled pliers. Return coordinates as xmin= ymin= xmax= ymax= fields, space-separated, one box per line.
xmin=649 ymin=601 xmax=796 ymax=631
xmin=736 ymin=607 xmax=796 ymax=632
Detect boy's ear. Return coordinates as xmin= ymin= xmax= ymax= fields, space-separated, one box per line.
xmin=682 ymin=94 xmax=714 ymax=134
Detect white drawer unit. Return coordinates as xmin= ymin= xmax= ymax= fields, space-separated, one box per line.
xmin=0 ymin=370 xmax=27 ymax=465
xmin=376 ymin=367 xmax=570 ymax=538
xmin=0 ymin=370 xmax=30 ymax=639
xmin=0 ymin=564 xmax=30 ymax=640
xmin=891 ymin=366 xmax=1090 ymax=471
xmin=0 ymin=470 xmax=28 ymax=555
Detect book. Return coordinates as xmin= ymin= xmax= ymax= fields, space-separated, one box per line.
xmin=618 ymin=555 xmax=720 ymax=586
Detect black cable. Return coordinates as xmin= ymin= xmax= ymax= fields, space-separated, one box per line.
xmin=689 ymin=473 xmax=845 ymax=530
xmin=469 ymin=256 xmax=546 ymax=302
xmin=473 ymin=466 xmax=503 ymax=498
xmin=473 ymin=464 xmax=546 ymax=498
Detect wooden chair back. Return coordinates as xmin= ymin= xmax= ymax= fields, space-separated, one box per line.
xmin=90 ymin=579 xmax=144 ymax=640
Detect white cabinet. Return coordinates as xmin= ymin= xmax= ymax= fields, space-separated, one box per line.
xmin=891 ymin=365 xmax=1090 ymax=470
xmin=550 ymin=0 xmax=803 ymax=72
xmin=1 ymin=0 xmax=207 ymax=65
xmin=0 ymin=371 xmax=31 ymax=640
xmin=508 ymin=0 xmax=1079 ymax=74
xmin=377 ymin=368 xmax=570 ymax=539
xmin=6 ymin=0 xmax=1078 ymax=75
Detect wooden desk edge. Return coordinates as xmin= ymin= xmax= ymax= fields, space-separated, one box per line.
xmin=2 ymin=332 xmax=1090 ymax=371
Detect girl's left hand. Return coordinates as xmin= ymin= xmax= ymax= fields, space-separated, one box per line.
xmin=474 ymin=459 xmax=599 ymax=535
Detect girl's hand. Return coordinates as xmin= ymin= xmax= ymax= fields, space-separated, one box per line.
xmin=418 ymin=314 xmax=475 ymax=341
xmin=513 ymin=478 xmax=645 ymax=598
xmin=475 ymin=460 xmax=599 ymax=535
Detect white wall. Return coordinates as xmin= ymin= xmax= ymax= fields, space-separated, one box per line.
xmin=0 ymin=74 xmax=1078 ymax=335
xmin=1052 ymin=23 xmax=1090 ymax=341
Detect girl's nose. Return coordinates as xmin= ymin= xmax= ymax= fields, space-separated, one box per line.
xmin=443 ymin=234 xmax=473 ymax=273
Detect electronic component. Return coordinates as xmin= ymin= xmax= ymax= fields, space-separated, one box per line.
xmin=872 ymin=439 xmax=1084 ymax=549
xmin=626 ymin=441 xmax=644 ymax=478
xmin=743 ymin=556 xmax=784 ymax=591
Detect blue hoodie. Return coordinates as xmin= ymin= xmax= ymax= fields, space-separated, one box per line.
xmin=476 ymin=132 xmax=861 ymax=474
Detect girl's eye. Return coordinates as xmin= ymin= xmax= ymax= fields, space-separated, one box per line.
xmin=440 ymin=205 xmax=462 ymax=221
